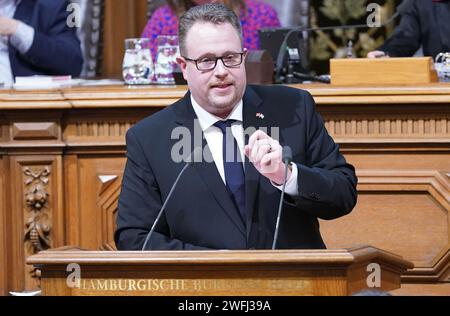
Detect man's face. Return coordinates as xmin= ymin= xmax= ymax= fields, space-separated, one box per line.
xmin=177 ymin=22 xmax=247 ymax=118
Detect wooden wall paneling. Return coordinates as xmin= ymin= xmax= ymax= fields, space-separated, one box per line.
xmin=319 ymin=104 xmax=450 ymax=144
xmin=64 ymin=154 xmax=81 ymax=247
xmin=62 ymin=107 xmax=154 ymax=146
xmin=8 ymin=156 xmax=64 ymax=292
xmin=102 ymin=0 xmax=149 ymax=78
xmin=0 ymin=114 xmax=6 ymax=295
xmin=77 ymin=156 xmax=125 ymax=250
xmin=321 ymin=176 xmax=449 ymax=279
xmin=313 ymin=97 xmax=450 ymax=292
xmin=134 ymin=0 xmax=150 ymax=37
xmin=98 ymin=170 xmax=123 ymax=250
xmin=319 ymin=150 xmax=450 ymax=283
xmin=0 ymin=108 xmax=6 ymax=295
xmin=1 ymin=84 xmax=450 ymax=295
xmin=61 ymin=106 xmax=155 ymax=250
xmin=391 ymin=283 xmax=450 ymax=296
xmin=0 ymin=155 xmax=8 ymax=295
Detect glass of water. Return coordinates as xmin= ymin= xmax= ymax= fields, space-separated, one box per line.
xmin=155 ymin=35 xmax=180 ymax=84
xmin=435 ymin=52 xmax=450 ymax=82
xmin=122 ymin=38 xmax=154 ymax=85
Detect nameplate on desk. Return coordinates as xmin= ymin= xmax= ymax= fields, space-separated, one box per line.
xmin=330 ymin=57 xmax=439 ymax=86
xmin=73 ymin=278 xmax=312 ymax=295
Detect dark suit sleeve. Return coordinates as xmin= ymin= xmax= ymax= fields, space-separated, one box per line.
xmin=378 ymin=1 xmax=421 ymax=57
xmin=289 ymin=92 xmax=357 ymax=220
xmin=19 ymin=1 xmax=83 ymax=76
xmin=114 ymin=128 xmax=212 ymax=250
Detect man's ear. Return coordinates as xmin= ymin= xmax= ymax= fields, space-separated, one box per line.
xmin=176 ymin=57 xmax=188 ymax=80
xmin=242 ymin=48 xmax=248 ymax=62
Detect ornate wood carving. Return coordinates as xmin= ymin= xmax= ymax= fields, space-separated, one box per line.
xmin=74 ymin=121 xmax=135 ymax=138
xmin=12 ymin=122 xmax=59 ymax=140
xmin=97 ymin=174 xmax=121 ymax=251
xmin=324 ymin=118 xmax=450 ymax=139
xmin=23 ymin=166 xmax=52 ymax=281
xmin=23 ymin=166 xmax=52 ymax=252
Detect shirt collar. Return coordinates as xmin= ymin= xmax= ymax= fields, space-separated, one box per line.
xmin=190 ymin=95 xmax=243 ymax=132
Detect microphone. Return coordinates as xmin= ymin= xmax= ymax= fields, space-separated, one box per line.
xmin=292 ymin=72 xmax=331 ymax=84
xmin=141 ymin=147 xmax=203 ymax=250
xmin=271 ymin=146 xmax=293 ymax=250
xmin=274 ymin=0 xmax=411 ymax=83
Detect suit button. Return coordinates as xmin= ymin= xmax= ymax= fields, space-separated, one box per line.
xmin=308 ymin=192 xmax=319 ymax=200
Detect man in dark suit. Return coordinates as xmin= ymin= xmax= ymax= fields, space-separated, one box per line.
xmin=115 ymin=3 xmax=357 ymax=251
xmin=0 ymin=0 xmax=82 ymax=85
xmin=368 ymin=0 xmax=450 ymax=58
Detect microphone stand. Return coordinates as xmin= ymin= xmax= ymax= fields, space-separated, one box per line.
xmin=272 ymin=146 xmax=293 ymax=250
xmin=141 ymin=147 xmax=201 ymax=250
xmin=141 ymin=163 xmax=190 ymax=250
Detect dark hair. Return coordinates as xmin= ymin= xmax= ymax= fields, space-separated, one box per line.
xmin=167 ymin=0 xmax=246 ymax=17
xmin=178 ymin=3 xmax=243 ymax=56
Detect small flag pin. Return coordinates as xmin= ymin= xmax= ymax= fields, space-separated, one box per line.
xmin=256 ymin=112 xmax=264 ymax=119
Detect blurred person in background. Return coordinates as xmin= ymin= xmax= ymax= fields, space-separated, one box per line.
xmin=142 ymin=0 xmax=280 ymax=60
xmin=0 ymin=0 xmax=83 ymax=86
xmin=367 ymin=0 xmax=450 ymax=59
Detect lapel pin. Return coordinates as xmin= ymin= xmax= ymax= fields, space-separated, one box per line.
xmin=256 ymin=112 xmax=264 ymax=119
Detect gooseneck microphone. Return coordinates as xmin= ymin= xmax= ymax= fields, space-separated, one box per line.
xmin=292 ymin=72 xmax=331 ymax=84
xmin=272 ymin=146 xmax=293 ymax=250
xmin=141 ymin=147 xmax=202 ymax=251
xmin=274 ymin=0 xmax=412 ymax=83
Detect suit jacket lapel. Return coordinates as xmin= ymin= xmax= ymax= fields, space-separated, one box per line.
xmin=173 ymin=92 xmax=246 ymax=237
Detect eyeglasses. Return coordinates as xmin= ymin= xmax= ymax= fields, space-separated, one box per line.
xmin=183 ymin=52 xmax=245 ymax=71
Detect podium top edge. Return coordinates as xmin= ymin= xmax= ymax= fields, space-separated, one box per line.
xmin=26 ymin=245 xmax=414 ymax=270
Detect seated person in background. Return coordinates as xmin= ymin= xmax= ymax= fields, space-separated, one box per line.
xmin=142 ymin=0 xmax=280 ymax=60
xmin=0 ymin=0 xmax=83 ymax=86
xmin=367 ymin=0 xmax=450 ymax=59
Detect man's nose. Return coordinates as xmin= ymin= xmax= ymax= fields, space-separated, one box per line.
xmin=214 ymin=59 xmax=228 ymax=77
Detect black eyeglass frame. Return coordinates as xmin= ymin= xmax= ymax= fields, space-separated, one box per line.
xmin=182 ymin=52 xmax=246 ymax=71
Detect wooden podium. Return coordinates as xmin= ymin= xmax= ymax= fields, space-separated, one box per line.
xmin=27 ymin=245 xmax=413 ymax=296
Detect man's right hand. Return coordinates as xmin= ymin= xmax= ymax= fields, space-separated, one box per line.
xmin=0 ymin=16 xmax=19 ymax=36
xmin=367 ymin=50 xmax=389 ymax=58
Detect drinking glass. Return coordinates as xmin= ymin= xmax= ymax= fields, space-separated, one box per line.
xmin=122 ymin=38 xmax=154 ymax=85
xmin=155 ymin=35 xmax=180 ymax=84
xmin=435 ymin=52 xmax=450 ymax=82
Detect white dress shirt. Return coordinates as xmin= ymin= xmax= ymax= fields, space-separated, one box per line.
xmin=190 ymin=95 xmax=299 ymax=196
xmin=0 ymin=0 xmax=35 ymax=86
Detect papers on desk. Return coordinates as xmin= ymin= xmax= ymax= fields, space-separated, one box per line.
xmin=14 ymin=75 xmax=73 ymax=89
xmin=9 ymin=290 xmax=41 ymax=296
xmin=12 ymin=76 xmax=124 ymax=89
xmin=78 ymin=78 xmax=124 ymax=86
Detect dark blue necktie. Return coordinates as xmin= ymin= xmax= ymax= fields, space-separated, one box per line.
xmin=214 ymin=120 xmax=246 ymax=222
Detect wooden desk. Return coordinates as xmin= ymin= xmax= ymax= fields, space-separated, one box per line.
xmin=1 ymin=84 xmax=449 ymax=295
xmin=27 ymin=246 xmax=413 ymax=296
